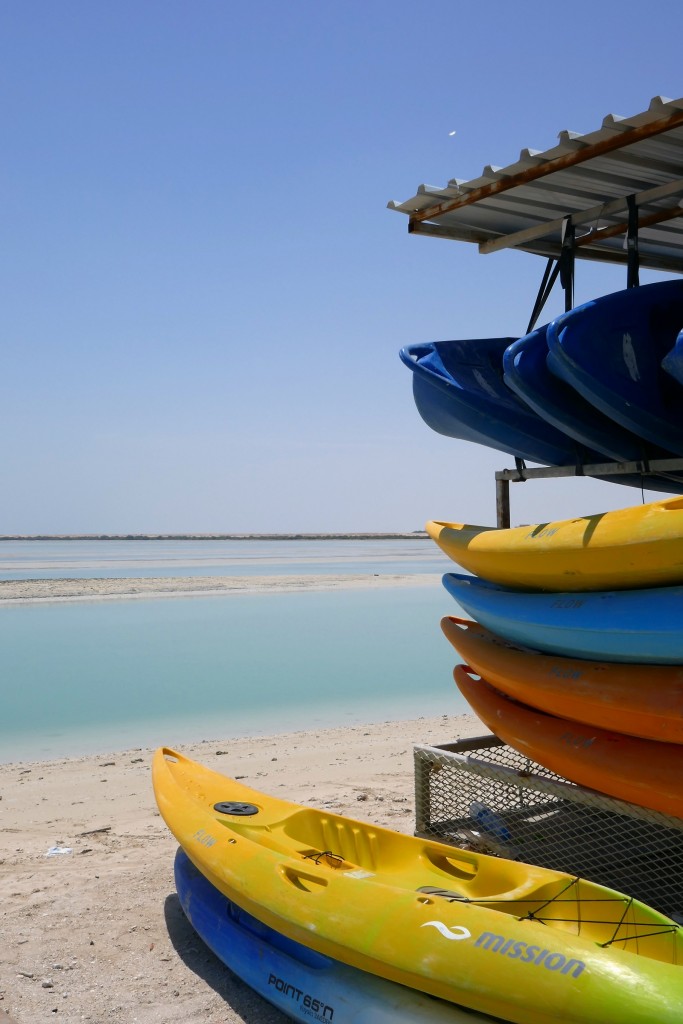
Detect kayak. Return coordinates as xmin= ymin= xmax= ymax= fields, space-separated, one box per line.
xmin=503 ymin=322 xmax=676 ymax=464
xmin=454 ymin=664 xmax=683 ymax=819
xmin=153 ymin=746 xmax=683 ymax=1024
xmin=173 ymin=846 xmax=489 ymax=1023
xmin=398 ymin=336 xmax=604 ymax=465
xmin=442 ymin=571 xmax=683 ymax=663
xmin=662 ymin=328 xmax=683 ymax=386
xmin=427 ymin=495 xmax=683 ymax=592
xmin=399 ymin=335 xmax=673 ymax=491
xmin=547 ymin=280 xmax=683 ymax=455
xmin=441 ymin=616 xmax=683 ymax=743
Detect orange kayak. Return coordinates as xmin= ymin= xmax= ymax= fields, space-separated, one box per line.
xmin=454 ymin=664 xmax=683 ymax=819
xmin=442 ymin=617 xmax=683 ymax=744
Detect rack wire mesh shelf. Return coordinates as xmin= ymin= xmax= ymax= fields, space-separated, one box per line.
xmin=413 ymin=734 xmax=683 ymax=920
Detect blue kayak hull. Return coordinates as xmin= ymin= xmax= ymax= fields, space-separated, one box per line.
xmin=504 ymin=324 xmax=675 ymax=463
xmin=662 ymin=329 xmax=683 ymax=387
xmin=173 ymin=847 xmax=490 ymax=1024
xmin=400 ymin=336 xmax=675 ymax=491
xmin=442 ymin=572 xmax=683 ymax=664
xmin=400 ymin=337 xmax=603 ymax=465
xmin=547 ymin=281 xmax=683 ymax=455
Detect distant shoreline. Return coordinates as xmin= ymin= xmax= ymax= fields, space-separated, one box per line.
xmin=0 ymin=532 xmax=429 ymax=541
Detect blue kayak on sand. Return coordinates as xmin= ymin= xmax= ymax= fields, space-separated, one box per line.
xmin=399 ymin=336 xmax=605 ymax=466
xmin=547 ymin=281 xmax=683 ymax=456
xmin=442 ymin=572 xmax=683 ymax=664
xmin=173 ymin=847 xmax=495 ymax=1024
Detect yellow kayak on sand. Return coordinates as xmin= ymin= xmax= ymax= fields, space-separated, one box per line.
xmin=426 ymin=495 xmax=683 ymax=592
xmin=153 ymin=747 xmax=683 ymax=1024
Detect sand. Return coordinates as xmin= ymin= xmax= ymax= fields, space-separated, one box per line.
xmin=0 ymin=712 xmax=484 ymax=1024
xmin=0 ymin=573 xmax=440 ymax=605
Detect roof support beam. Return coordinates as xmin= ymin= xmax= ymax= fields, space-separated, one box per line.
xmin=479 ymin=178 xmax=683 ymax=254
xmin=407 ymin=221 xmax=487 ymax=243
xmin=574 ymin=204 xmax=683 ymax=249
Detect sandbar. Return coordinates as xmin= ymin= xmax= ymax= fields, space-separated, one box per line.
xmin=0 ymin=712 xmax=484 ymax=1023
xmin=0 ymin=573 xmax=441 ymax=605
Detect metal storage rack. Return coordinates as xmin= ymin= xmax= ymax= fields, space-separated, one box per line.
xmin=414 ymin=735 xmax=683 ymax=920
xmin=391 ymin=96 xmax=683 ymax=920
xmin=389 ymin=94 xmax=683 ymax=525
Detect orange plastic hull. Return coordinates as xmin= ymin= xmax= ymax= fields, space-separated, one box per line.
xmin=454 ymin=665 xmax=683 ymax=819
xmin=442 ymin=617 xmax=683 ymax=744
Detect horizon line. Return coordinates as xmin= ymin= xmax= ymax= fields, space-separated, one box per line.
xmin=0 ymin=532 xmax=429 ymax=541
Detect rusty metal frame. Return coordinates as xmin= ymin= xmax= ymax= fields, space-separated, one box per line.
xmin=494 ymin=458 xmax=683 ymax=528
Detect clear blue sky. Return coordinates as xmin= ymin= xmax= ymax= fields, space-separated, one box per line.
xmin=3 ymin=1 xmax=682 ymax=533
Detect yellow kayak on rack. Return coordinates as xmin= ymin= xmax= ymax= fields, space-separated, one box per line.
xmin=426 ymin=495 xmax=683 ymax=591
xmin=152 ymin=747 xmax=683 ymax=1024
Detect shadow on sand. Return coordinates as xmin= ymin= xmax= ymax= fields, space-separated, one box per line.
xmin=164 ymin=891 xmax=288 ymax=1023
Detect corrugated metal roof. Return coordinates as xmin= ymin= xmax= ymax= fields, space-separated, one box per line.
xmin=388 ymin=96 xmax=683 ymax=274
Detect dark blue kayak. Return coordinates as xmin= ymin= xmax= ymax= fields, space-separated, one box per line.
xmin=504 ymin=324 xmax=674 ymax=462
xmin=400 ymin=335 xmax=682 ymax=491
xmin=173 ymin=847 xmax=489 ymax=1023
xmin=399 ymin=336 xmax=604 ymax=466
xmin=503 ymin=324 xmax=683 ymax=494
xmin=442 ymin=571 xmax=683 ymax=664
xmin=547 ymin=281 xmax=683 ymax=455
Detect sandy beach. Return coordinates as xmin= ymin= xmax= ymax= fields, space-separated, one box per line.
xmin=1 ymin=711 xmax=484 ymax=1024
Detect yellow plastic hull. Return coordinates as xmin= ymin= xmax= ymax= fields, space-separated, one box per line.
xmin=152 ymin=747 xmax=683 ymax=1024
xmin=426 ymin=495 xmax=683 ymax=591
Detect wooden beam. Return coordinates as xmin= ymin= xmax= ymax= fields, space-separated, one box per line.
xmin=574 ymin=204 xmax=683 ymax=248
xmin=479 ymin=178 xmax=683 ymax=255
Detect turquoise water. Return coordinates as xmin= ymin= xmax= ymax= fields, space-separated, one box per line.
xmin=0 ymin=538 xmax=442 ymax=580
xmin=1 ymin=583 xmax=465 ymax=764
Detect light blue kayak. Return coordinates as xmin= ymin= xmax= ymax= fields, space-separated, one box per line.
xmin=173 ymin=847 xmax=496 ymax=1024
xmin=442 ymin=572 xmax=683 ymax=664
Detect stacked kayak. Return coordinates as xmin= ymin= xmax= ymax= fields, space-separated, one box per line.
xmin=547 ymin=280 xmax=683 ymax=456
xmin=173 ymin=846 xmax=486 ymax=1024
xmin=160 ymin=283 xmax=683 ymax=1020
xmin=427 ymin=495 xmax=683 ymax=592
xmin=442 ymin=570 xmax=683 ymax=664
xmin=400 ymin=281 xmax=683 ymax=493
xmin=452 ymin=663 xmax=683 ymax=818
xmin=398 ymin=336 xmax=604 ymax=466
xmin=432 ymin=495 xmax=683 ymax=818
xmin=154 ymin=747 xmax=683 ymax=1024
xmin=440 ymin=616 xmax=683 ymax=744
xmin=395 ymin=151 xmax=683 ymax=1022
xmin=503 ymin=320 xmax=670 ymax=463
